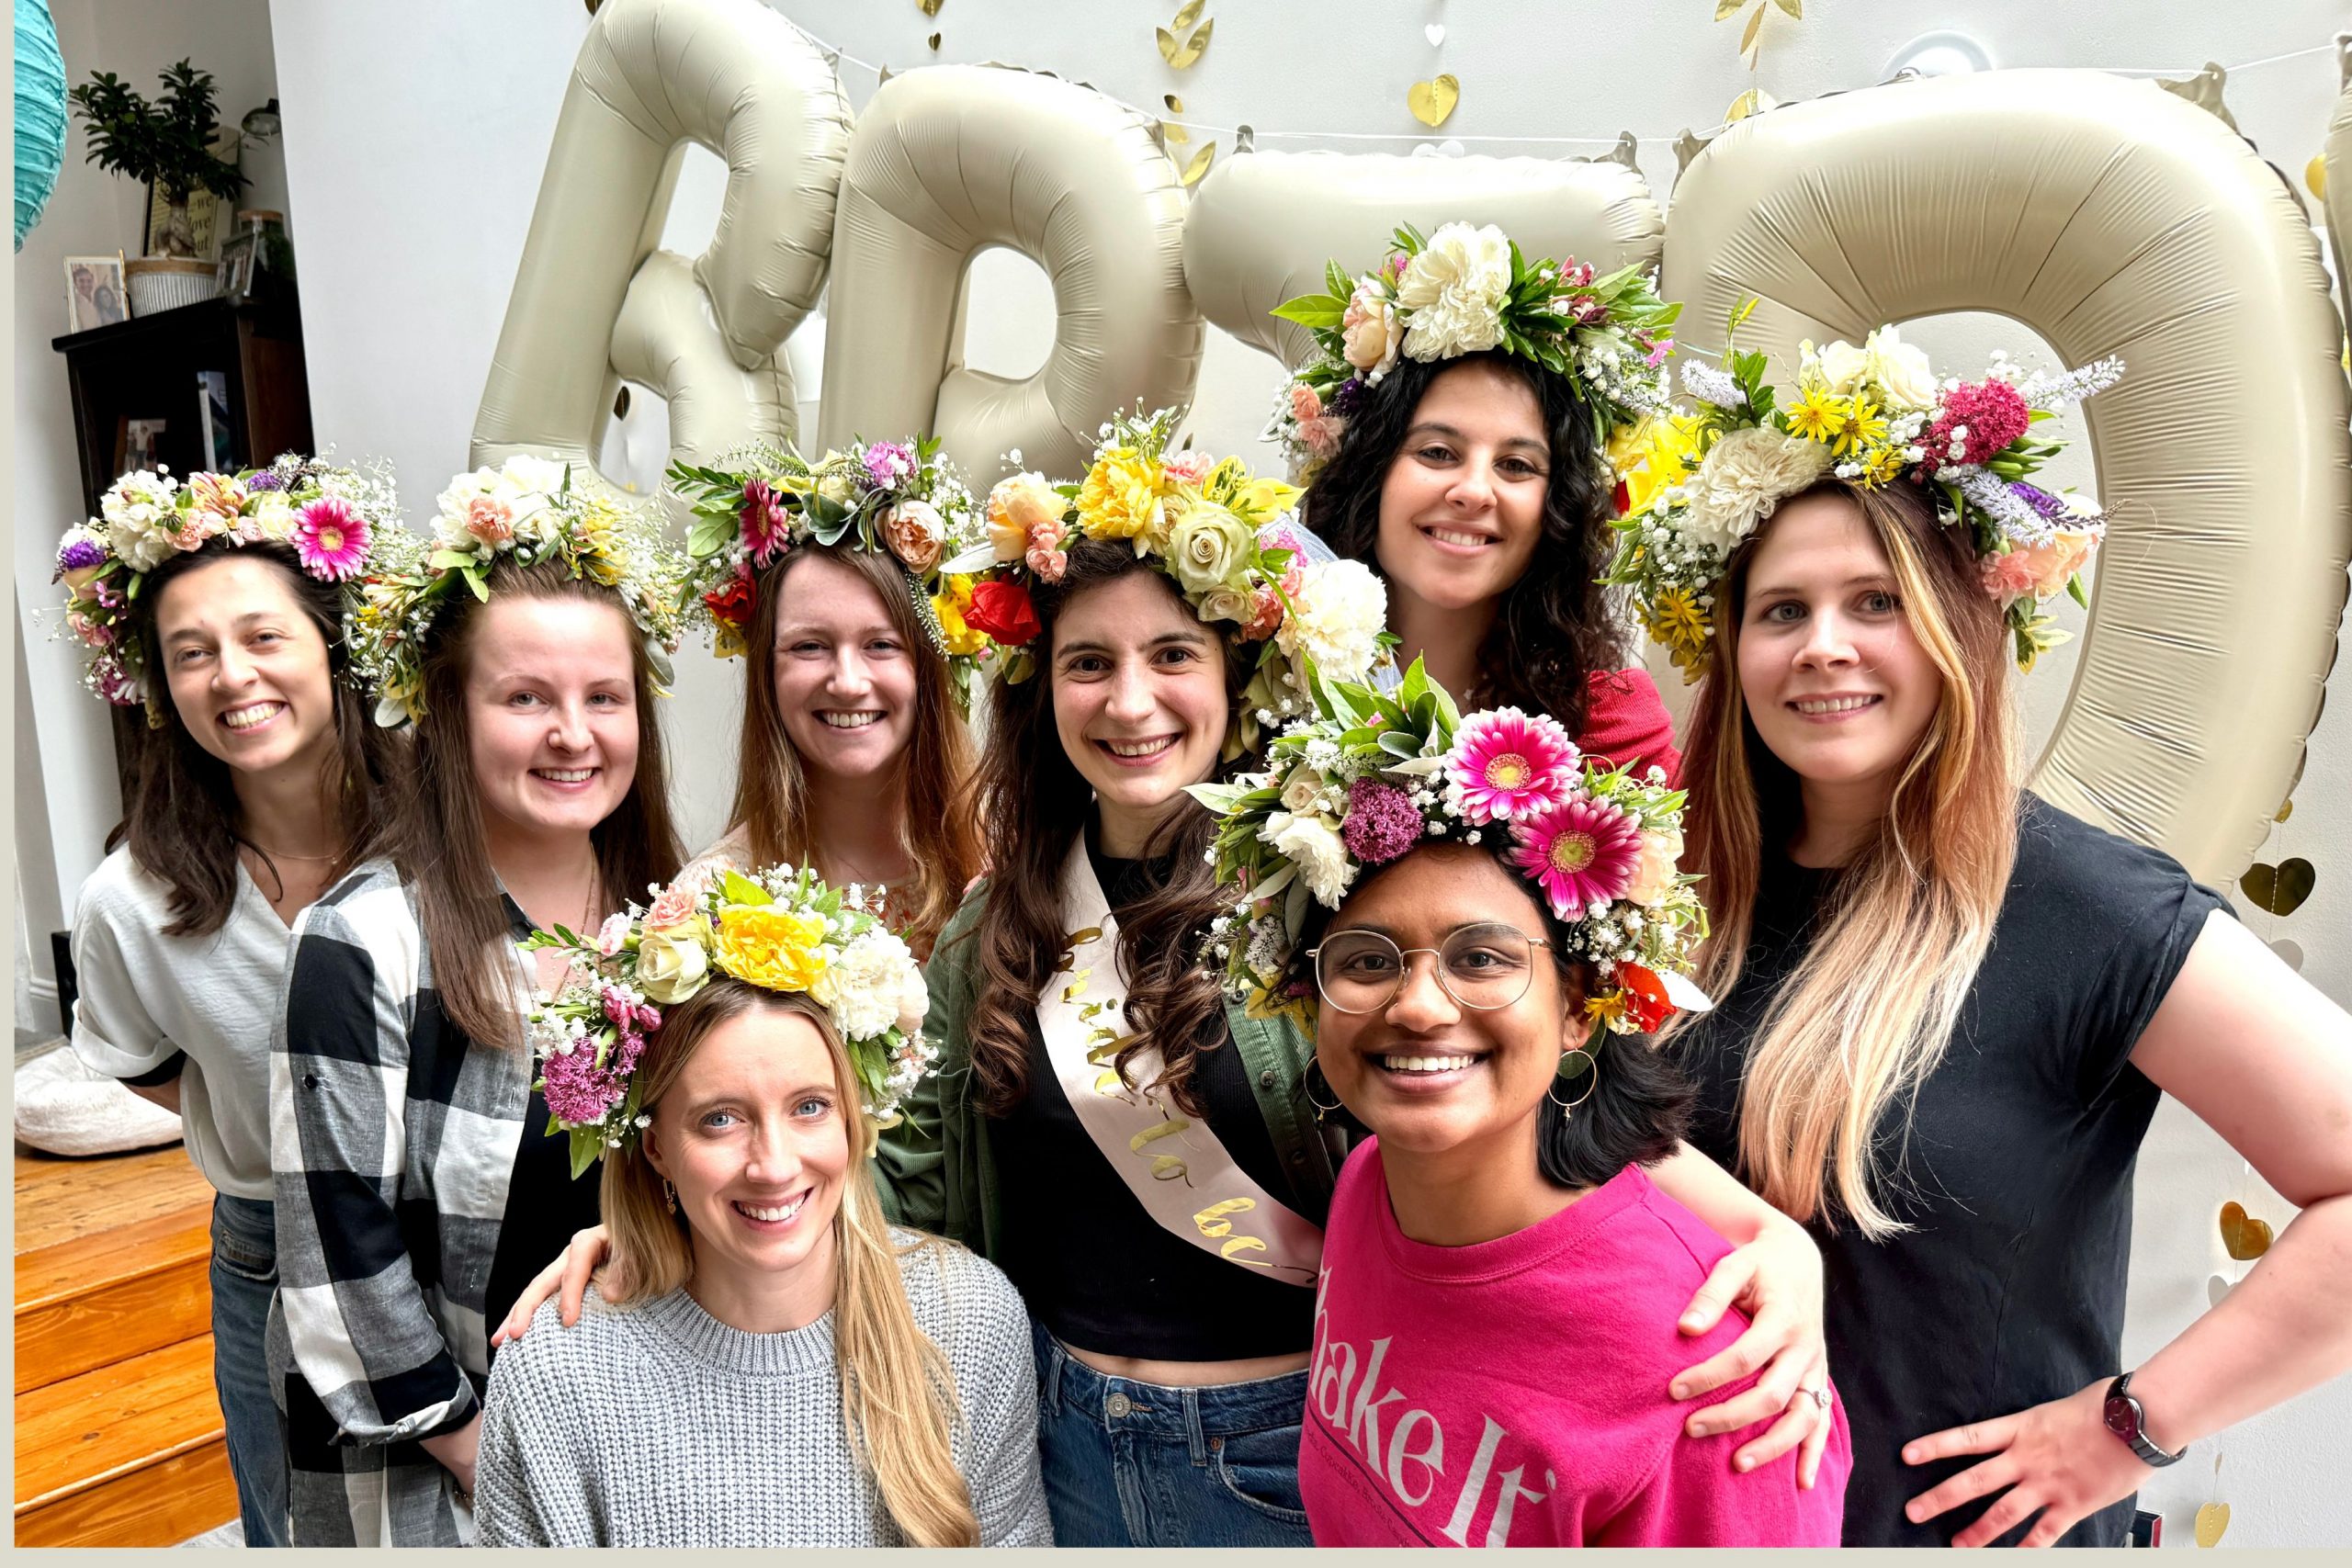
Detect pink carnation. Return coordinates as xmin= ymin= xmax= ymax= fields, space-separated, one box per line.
xmin=1926 ymin=379 xmax=2030 ymax=467
xmin=1025 ymin=545 xmax=1069 ymax=581
xmin=1296 ymin=416 xmax=1344 ymax=460
xmin=1509 ymin=795 xmax=1642 ymax=921
xmin=596 ymin=912 xmax=633 ymax=957
xmin=1340 ymin=778 xmax=1424 ymax=865
xmin=1444 ymin=708 xmax=1580 ymax=825
xmin=1164 ymin=450 xmax=1216 ymax=486
xmin=1289 ymin=384 xmax=1323 ymax=423
xmin=644 ymin=879 xmax=700 ymax=930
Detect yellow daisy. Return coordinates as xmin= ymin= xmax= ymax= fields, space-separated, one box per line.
xmin=1835 ymin=399 xmax=1888 ymax=457
xmin=1785 ymin=387 xmax=1849 ymax=445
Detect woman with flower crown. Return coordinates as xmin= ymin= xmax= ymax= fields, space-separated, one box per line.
xmin=1190 ymin=660 xmax=1851 ymax=1545
xmin=470 ymin=863 xmax=1048 ymax=1545
xmin=1272 ymin=222 xmax=1686 ymax=782
xmin=502 ymin=412 xmax=1365 ymax=1546
xmin=661 ymin=439 xmax=983 ymax=954
xmin=268 ymin=457 xmax=687 ymax=1546
xmin=56 ymin=457 xmax=409 ymax=1548
xmin=1618 ymin=321 xmax=2352 ymax=1545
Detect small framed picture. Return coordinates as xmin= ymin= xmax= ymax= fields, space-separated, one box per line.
xmin=122 ymin=418 xmax=167 ymax=471
xmin=218 ymin=230 xmax=257 ymax=301
xmin=64 ymin=254 xmax=129 ymax=333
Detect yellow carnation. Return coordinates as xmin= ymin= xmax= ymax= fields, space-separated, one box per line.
xmin=1075 ymin=450 xmax=1164 ymax=545
xmin=715 ymin=904 xmax=830 ymax=993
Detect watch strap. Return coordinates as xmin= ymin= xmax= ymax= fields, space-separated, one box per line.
xmin=2106 ymin=1371 xmax=2185 ymax=1468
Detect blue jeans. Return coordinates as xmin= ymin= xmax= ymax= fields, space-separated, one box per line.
xmin=1031 ymin=1319 xmax=1316 ymax=1548
xmin=209 ymin=1195 xmax=288 ymax=1547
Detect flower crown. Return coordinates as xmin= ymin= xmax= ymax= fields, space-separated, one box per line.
xmin=350 ymin=456 xmax=687 ymax=726
xmin=53 ymin=454 xmax=412 ymax=717
xmin=1187 ymin=658 xmax=1709 ymax=1040
xmin=1267 ymin=221 xmax=1682 ymax=482
xmin=524 ymin=863 xmax=937 ymax=1176
xmin=666 ymin=436 xmax=998 ymax=696
xmin=960 ymin=406 xmax=1393 ymax=755
xmin=1603 ymin=308 xmax=2125 ymax=679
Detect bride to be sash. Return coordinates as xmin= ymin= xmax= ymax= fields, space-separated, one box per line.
xmin=1035 ymin=841 xmax=1321 ymax=1287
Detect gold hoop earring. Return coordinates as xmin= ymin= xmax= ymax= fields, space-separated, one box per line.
xmin=1546 ymin=1043 xmax=1600 ymax=1121
xmin=662 ymin=1179 xmax=678 ymax=1215
xmin=1303 ymin=1059 xmax=1345 ymax=1123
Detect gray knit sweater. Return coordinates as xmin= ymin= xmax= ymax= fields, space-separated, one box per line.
xmin=474 ymin=1232 xmax=1051 ymax=1547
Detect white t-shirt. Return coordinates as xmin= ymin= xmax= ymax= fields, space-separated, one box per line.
xmin=69 ymin=846 xmax=297 ymax=1199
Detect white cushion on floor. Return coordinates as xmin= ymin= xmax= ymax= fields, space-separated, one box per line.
xmin=13 ymin=1045 xmax=184 ymax=1156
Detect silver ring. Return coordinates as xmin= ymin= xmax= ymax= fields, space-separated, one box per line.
xmin=1808 ymin=1386 xmax=1832 ymax=1411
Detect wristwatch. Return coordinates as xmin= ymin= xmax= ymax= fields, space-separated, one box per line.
xmin=2103 ymin=1371 xmax=2185 ymax=1467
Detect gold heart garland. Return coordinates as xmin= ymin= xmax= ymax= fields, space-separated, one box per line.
xmin=2220 ymin=1200 xmax=2273 ymax=1261
xmin=2240 ymin=858 xmax=2314 ymax=917
xmin=1408 ymin=73 xmax=1460 ymax=128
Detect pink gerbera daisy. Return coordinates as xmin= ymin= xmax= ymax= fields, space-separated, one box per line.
xmin=1443 ymin=707 xmax=1580 ymax=824
xmin=740 ymin=480 xmax=793 ymax=565
xmin=290 ymin=497 xmax=372 ymax=581
xmin=1510 ymin=795 xmax=1643 ymax=921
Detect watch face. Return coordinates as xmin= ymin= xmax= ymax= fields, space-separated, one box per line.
xmin=2106 ymin=1398 xmax=2140 ymax=1440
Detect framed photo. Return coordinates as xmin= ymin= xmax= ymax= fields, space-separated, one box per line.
xmin=122 ymin=418 xmax=167 ymax=471
xmin=218 ymin=229 xmax=258 ymax=301
xmin=64 ymin=254 xmax=129 ymax=333
xmin=142 ymin=128 xmax=241 ymax=262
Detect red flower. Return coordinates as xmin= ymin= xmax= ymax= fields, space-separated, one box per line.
xmin=1612 ymin=479 xmax=1633 ymax=517
xmin=702 ymin=570 xmax=756 ymax=627
xmin=1925 ymin=379 xmax=2030 ymax=467
xmin=962 ymin=579 xmax=1041 ymax=645
xmin=1616 ymin=963 xmax=1675 ymax=1032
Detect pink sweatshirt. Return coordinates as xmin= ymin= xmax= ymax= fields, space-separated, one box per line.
xmin=1301 ymin=1142 xmax=1851 ymax=1547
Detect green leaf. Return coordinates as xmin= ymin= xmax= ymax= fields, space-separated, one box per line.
xmin=1378 ymin=730 xmax=1421 ymax=758
xmin=718 ymin=869 xmax=769 ymax=907
xmin=1271 ymin=295 xmax=1348 ymax=330
xmin=1325 ymin=259 xmax=1353 ymax=299
xmin=569 ymin=1128 xmax=603 ymax=1180
xmin=462 ymin=566 xmax=491 ymax=602
xmin=685 ymin=517 xmax=734 ymax=558
xmin=2067 ymin=573 xmax=2090 ymax=609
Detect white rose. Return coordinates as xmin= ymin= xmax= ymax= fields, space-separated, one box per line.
xmin=1279 ymin=766 xmax=1325 ymax=813
xmin=495 ymin=454 xmax=571 ymax=500
xmin=1194 ymin=587 xmax=1253 ymax=626
xmin=1262 ymin=810 xmax=1357 ymax=907
xmin=1396 ymin=222 xmax=1513 ymax=361
xmin=1682 ymin=426 xmax=1834 ymax=553
xmin=1810 ymin=338 xmax=1870 ymax=398
xmin=1862 ymin=326 xmax=1937 ymax=413
xmin=1274 ymin=558 xmax=1388 ymax=681
xmin=249 ymin=491 xmax=296 ymax=540
xmin=1340 ymin=283 xmax=1403 ymax=376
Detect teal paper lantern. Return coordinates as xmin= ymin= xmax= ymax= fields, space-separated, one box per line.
xmin=15 ymin=0 xmax=68 ymax=251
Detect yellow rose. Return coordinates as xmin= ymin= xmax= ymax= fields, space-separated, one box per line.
xmin=1075 ymin=450 xmax=1163 ymax=542
xmin=637 ymin=914 xmax=713 ymax=1004
xmin=715 ymin=905 xmax=830 ymax=993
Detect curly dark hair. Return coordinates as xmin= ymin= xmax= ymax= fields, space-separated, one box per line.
xmin=955 ymin=537 xmax=1259 ymax=1119
xmin=1301 ymin=350 xmax=1624 ymax=739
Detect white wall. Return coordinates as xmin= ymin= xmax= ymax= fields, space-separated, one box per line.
xmin=13 ymin=0 xmax=282 ymax=1027
xmin=25 ymin=0 xmax=2339 ymax=1542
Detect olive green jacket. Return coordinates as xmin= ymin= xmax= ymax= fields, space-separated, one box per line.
xmin=875 ymin=888 xmax=1343 ymax=1260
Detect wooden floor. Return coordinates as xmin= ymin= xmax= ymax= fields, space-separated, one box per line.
xmin=14 ymin=1143 xmax=241 ymax=1547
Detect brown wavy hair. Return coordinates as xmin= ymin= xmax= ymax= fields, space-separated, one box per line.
xmin=1668 ymin=479 xmax=2019 ymax=1236
xmin=1301 ymin=350 xmax=1623 ymax=737
xmin=726 ymin=545 xmax=978 ymax=956
xmin=107 ymin=540 xmax=406 ymax=937
xmin=956 ymin=537 xmax=1255 ymax=1118
xmin=605 ymin=980 xmax=978 ymax=1546
xmin=390 ymin=557 xmax=684 ymax=1046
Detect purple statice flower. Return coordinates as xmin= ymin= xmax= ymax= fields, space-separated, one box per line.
xmin=1328 ymin=377 xmax=1369 ymax=419
xmin=56 ymin=535 xmax=107 ymax=577
xmin=862 ymin=441 xmax=917 ymax=491
xmin=246 ymin=471 xmax=285 ymax=492
xmin=1341 ymin=777 xmax=1425 ymax=865
xmin=2007 ymin=481 xmax=2070 ymax=523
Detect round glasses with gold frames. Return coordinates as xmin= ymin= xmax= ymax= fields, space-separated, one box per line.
xmin=1308 ymin=922 xmax=1553 ymax=1015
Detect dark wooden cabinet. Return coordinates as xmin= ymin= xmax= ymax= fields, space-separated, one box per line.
xmin=51 ymin=295 xmax=315 ymax=809
xmin=50 ymin=295 xmax=312 ymax=515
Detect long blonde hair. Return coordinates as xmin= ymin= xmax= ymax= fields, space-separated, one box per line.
xmin=729 ymin=546 xmax=979 ymax=957
xmin=1674 ymin=480 xmax=2019 ymax=1238
xmin=603 ymin=980 xmax=979 ymax=1546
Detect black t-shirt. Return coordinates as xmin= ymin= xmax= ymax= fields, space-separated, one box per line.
xmin=991 ymin=829 xmax=1319 ymax=1361
xmin=485 ymin=1082 xmax=605 ymax=1341
xmin=1671 ymin=795 xmax=2228 ymax=1547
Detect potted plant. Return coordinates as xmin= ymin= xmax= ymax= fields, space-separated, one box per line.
xmin=69 ymin=59 xmax=244 ymax=314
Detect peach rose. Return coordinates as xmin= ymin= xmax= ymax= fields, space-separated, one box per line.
xmin=880 ymin=499 xmax=946 ymax=573
xmin=987 ymin=473 xmax=1062 ymax=563
xmin=1340 ymin=283 xmax=1402 ymax=374
xmin=1623 ymin=829 xmax=1685 ymax=907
